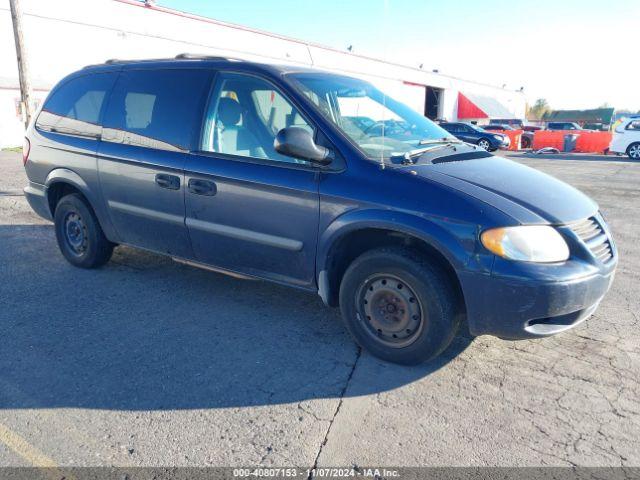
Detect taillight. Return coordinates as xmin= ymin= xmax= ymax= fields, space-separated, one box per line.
xmin=23 ymin=137 xmax=30 ymax=166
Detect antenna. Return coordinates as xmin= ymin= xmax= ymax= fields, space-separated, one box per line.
xmin=380 ymin=0 xmax=389 ymax=170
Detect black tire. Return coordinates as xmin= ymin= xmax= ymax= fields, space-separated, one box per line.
xmin=54 ymin=193 xmax=113 ymax=268
xmin=339 ymin=247 xmax=461 ymax=365
xmin=521 ymin=136 xmax=531 ymax=149
xmin=477 ymin=138 xmax=492 ymax=151
xmin=627 ymin=142 xmax=640 ymax=160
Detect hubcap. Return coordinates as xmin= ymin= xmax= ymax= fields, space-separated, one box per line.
xmin=630 ymin=145 xmax=640 ymax=159
xmin=357 ymin=274 xmax=424 ymax=348
xmin=478 ymin=140 xmax=490 ymax=150
xmin=64 ymin=212 xmax=88 ymax=256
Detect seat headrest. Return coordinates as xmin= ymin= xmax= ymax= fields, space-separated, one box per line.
xmin=217 ymin=97 xmax=242 ymax=126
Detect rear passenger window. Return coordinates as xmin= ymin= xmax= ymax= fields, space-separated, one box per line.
xmin=102 ymin=69 xmax=212 ymax=152
xmin=36 ymin=73 xmax=116 ymax=138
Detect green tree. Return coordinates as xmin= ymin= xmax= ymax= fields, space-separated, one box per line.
xmin=528 ymin=98 xmax=550 ymax=120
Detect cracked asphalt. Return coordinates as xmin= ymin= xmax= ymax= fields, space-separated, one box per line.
xmin=0 ymin=149 xmax=638 ymax=467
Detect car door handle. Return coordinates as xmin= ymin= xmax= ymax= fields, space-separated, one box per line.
xmin=155 ymin=173 xmax=180 ymax=190
xmin=188 ymin=178 xmax=217 ymax=196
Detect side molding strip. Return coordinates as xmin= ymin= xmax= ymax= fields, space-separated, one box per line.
xmin=186 ymin=217 xmax=304 ymax=252
xmin=108 ymin=201 xmax=185 ymax=225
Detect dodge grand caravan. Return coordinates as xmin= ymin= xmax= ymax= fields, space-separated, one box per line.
xmin=23 ymin=56 xmax=617 ymax=364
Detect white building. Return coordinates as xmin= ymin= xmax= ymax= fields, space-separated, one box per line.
xmin=0 ymin=0 xmax=527 ymax=147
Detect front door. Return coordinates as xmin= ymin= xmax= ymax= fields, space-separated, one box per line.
xmin=457 ymin=124 xmax=478 ymax=143
xmin=185 ymin=72 xmax=320 ymax=287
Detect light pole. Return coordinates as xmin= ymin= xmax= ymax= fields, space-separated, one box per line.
xmin=9 ymin=0 xmax=34 ymax=130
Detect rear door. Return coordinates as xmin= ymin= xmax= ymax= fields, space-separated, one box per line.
xmin=97 ymin=68 xmax=212 ymax=257
xmin=184 ymin=71 xmax=320 ymax=287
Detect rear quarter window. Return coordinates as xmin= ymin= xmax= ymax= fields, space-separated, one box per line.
xmin=102 ymin=68 xmax=212 ymax=152
xmin=36 ymin=73 xmax=117 ymax=138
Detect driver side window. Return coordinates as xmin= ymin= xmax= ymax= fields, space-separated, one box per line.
xmin=201 ymin=73 xmax=313 ymax=164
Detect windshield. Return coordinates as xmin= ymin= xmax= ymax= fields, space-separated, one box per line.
xmin=467 ymin=123 xmax=488 ymax=133
xmin=287 ymin=73 xmax=457 ymax=161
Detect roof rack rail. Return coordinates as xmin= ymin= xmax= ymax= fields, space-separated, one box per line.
xmin=174 ymin=53 xmax=241 ymax=61
xmin=100 ymin=57 xmax=176 ymax=66
xmin=83 ymin=55 xmax=242 ymax=69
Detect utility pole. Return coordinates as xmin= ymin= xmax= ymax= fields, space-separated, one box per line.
xmin=9 ymin=0 xmax=33 ymax=129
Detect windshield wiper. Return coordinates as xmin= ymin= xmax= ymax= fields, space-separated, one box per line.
xmin=418 ymin=138 xmax=461 ymax=146
xmin=395 ymin=142 xmax=461 ymax=165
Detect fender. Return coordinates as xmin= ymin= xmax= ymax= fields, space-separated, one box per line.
xmin=45 ymin=168 xmax=92 ymax=201
xmin=44 ymin=168 xmax=121 ymax=242
xmin=316 ymin=208 xmax=489 ymax=305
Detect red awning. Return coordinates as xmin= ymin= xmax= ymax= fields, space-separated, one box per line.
xmin=457 ymin=92 xmax=488 ymax=119
xmin=457 ymin=92 xmax=516 ymax=120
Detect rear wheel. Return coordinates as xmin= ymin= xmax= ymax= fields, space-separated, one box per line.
xmin=477 ymin=138 xmax=491 ymax=150
xmin=54 ymin=193 xmax=114 ymax=268
xmin=339 ymin=247 xmax=461 ymax=365
xmin=627 ymin=143 xmax=640 ymax=159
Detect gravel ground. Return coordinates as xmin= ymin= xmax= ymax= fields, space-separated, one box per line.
xmin=0 ymin=149 xmax=638 ymax=468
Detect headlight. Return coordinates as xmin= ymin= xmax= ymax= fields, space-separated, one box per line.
xmin=493 ymin=134 xmax=504 ymax=141
xmin=481 ymin=226 xmax=570 ymax=262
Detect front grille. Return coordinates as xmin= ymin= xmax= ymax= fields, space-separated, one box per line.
xmin=570 ymin=216 xmax=613 ymax=263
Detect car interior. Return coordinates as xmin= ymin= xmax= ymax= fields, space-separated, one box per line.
xmin=201 ymin=77 xmax=312 ymax=164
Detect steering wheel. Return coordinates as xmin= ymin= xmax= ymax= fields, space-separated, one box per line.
xmin=363 ymin=121 xmax=388 ymax=136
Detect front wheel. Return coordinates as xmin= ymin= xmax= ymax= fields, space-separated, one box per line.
xmin=477 ymin=138 xmax=491 ymax=150
xmin=627 ymin=143 xmax=640 ymax=160
xmin=339 ymin=247 xmax=461 ymax=365
xmin=54 ymin=193 xmax=114 ymax=268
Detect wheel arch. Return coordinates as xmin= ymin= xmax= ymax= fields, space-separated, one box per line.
xmin=627 ymin=141 xmax=640 ymax=158
xmin=317 ymin=210 xmax=469 ymax=312
xmin=45 ymin=168 xmax=120 ymax=242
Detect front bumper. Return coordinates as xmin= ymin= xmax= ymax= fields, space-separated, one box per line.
xmin=460 ymin=259 xmax=616 ymax=340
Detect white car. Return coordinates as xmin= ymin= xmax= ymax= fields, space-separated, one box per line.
xmin=610 ymin=117 xmax=640 ymax=159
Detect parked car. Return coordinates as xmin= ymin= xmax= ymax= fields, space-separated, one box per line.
xmin=439 ymin=122 xmax=509 ymax=151
xmin=23 ymin=56 xmax=617 ymax=364
xmin=519 ymin=125 xmax=543 ymax=149
xmin=582 ymin=123 xmax=606 ymax=131
xmin=482 ymin=124 xmax=515 ymax=132
xmin=482 ymin=124 xmax=525 ymax=148
xmin=489 ymin=118 xmax=523 ymax=129
xmin=487 ymin=124 xmax=543 ymax=149
xmin=546 ymin=122 xmax=583 ymax=131
xmin=610 ymin=117 xmax=640 ymax=159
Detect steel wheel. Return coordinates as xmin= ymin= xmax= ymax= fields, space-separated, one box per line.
xmin=63 ymin=211 xmax=88 ymax=256
xmin=477 ymin=139 xmax=491 ymax=150
xmin=357 ymin=274 xmax=424 ymax=348
xmin=628 ymin=143 xmax=640 ymax=159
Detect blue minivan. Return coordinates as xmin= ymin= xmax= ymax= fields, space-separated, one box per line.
xmin=23 ymin=56 xmax=617 ymax=364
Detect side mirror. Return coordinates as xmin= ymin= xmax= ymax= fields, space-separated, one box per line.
xmin=274 ymin=127 xmax=333 ymax=165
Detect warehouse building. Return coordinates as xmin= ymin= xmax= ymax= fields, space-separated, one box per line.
xmin=0 ymin=0 xmax=527 ymax=147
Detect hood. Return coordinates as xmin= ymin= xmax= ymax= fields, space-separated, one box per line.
xmin=408 ymin=156 xmax=598 ymax=224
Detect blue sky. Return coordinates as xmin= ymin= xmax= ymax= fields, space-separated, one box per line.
xmin=159 ymin=0 xmax=640 ymax=110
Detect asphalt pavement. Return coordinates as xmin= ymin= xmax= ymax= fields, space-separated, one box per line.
xmin=0 ymin=149 xmax=638 ymax=468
